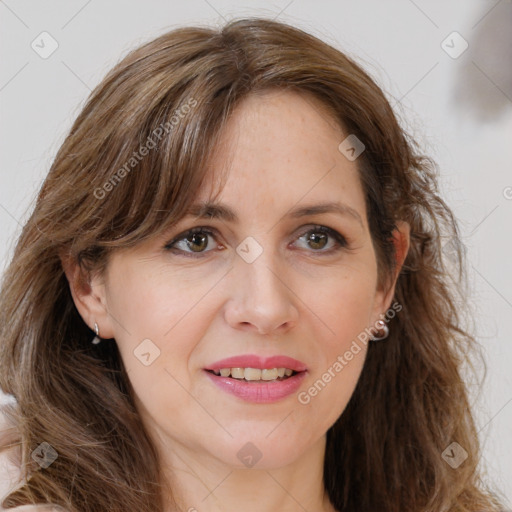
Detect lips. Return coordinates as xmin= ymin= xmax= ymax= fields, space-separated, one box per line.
xmin=203 ymin=354 xmax=308 ymax=403
xmin=204 ymin=354 xmax=308 ymax=372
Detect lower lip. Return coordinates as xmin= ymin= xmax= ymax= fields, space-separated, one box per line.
xmin=204 ymin=370 xmax=307 ymax=403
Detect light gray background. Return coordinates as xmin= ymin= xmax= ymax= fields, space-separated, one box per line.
xmin=1 ymin=0 xmax=511 ymax=505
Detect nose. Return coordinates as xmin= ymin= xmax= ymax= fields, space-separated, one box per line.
xmin=224 ymin=248 xmax=299 ymax=335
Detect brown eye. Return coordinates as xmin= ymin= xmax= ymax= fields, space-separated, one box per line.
xmin=305 ymin=231 xmax=328 ymax=250
xmin=185 ymin=232 xmax=209 ymax=252
xmin=164 ymin=227 xmax=217 ymax=256
xmin=295 ymin=225 xmax=348 ymax=253
xmin=165 ymin=225 xmax=348 ymax=258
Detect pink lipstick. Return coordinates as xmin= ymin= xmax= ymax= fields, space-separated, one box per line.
xmin=203 ymin=354 xmax=308 ymax=403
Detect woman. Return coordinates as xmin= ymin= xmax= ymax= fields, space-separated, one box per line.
xmin=0 ymin=17 xmax=505 ymax=512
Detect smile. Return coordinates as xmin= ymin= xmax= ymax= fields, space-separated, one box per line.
xmin=203 ymin=354 xmax=308 ymax=403
xmin=208 ymin=367 xmax=296 ymax=380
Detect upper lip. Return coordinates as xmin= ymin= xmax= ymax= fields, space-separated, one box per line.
xmin=204 ymin=354 xmax=307 ymax=372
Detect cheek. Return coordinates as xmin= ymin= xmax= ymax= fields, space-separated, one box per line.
xmin=300 ymin=345 xmax=367 ymax=434
xmin=300 ymin=311 xmax=369 ymax=431
xmin=107 ymin=260 xmax=216 ymax=341
xmin=312 ymin=264 xmax=377 ymax=348
xmin=105 ymin=262 xmax=217 ymax=404
xmin=298 ymin=267 xmax=374 ymax=424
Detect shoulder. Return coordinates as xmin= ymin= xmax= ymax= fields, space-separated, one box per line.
xmin=0 ymin=392 xmax=23 ymax=508
xmin=0 ymin=392 xmax=68 ymax=512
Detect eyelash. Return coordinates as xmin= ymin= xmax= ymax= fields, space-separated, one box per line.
xmin=164 ymin=225 xmax=349 ymax=258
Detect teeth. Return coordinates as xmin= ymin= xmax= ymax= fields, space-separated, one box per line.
xmin=261 ymin=368 xmax=278 ymax=381
xmin=231 ymin=367 xmax=245 ymax=379
xmin=244 ymin=368 xmax=262 ymax=381
xmin=211 ymin=367 xmax=295 ymax=381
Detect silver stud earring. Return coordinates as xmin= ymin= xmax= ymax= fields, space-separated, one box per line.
xmin=91 ymin=322 xmax=101 ymax=345
xmin=370 ymin=319 xmax=389 ymax=341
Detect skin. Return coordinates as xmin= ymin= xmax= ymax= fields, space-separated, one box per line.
xmin=62 ymin=89 xmax=410 ymax=512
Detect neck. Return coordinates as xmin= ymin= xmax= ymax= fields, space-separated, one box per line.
xmin=157 ymin=434 xmax=336 ymax=512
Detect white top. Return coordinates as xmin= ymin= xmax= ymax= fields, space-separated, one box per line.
xmin=0 ymin=392 xmax=68 ymax=512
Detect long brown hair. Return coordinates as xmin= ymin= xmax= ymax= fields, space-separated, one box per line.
xmin=0 ymin=17 xmax=505 ymax=512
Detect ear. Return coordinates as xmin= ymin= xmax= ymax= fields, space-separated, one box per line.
xmin=371 ymin=220 xmax=410 ymax=323
xmin=59 ymin=250 xmax=116 ymax=340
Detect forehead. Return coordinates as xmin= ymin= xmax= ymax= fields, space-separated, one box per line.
xmin=195 ymin=89 xmax=367 ymax=227
xmin=217 ymin=88 xmax=344 ymax=152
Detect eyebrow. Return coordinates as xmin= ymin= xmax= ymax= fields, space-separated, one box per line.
xmin=183 ymin=200 xmax=364 ymax=228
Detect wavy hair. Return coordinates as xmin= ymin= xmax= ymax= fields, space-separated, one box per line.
xmin=0 ymin=17 xmax=505 ymax=512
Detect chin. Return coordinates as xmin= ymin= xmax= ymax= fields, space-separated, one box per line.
xmin=211 ymin=434 xmax=307 ymax=470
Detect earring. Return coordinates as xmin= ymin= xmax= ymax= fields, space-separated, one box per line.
xmin=91 ymin=322 xmax=101 ymax=345
xmin=370 ymin=319 xmax=389 ymax=341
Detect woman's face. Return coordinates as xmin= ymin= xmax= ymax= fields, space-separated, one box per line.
xmin=74 ymin=89 xmax=408 ymax=471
